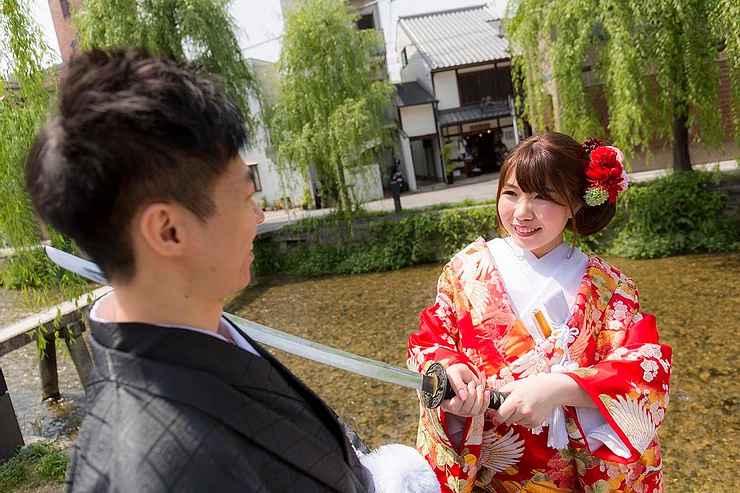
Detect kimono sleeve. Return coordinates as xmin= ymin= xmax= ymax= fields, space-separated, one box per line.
xmin=407 ymin=263 xmax=474 ymax=375
xmin=407 ymin=263 xmax=480 ymax=493
xmin=565 ymin=277 xmax=672 ymax=464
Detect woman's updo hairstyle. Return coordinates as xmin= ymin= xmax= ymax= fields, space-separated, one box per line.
xmin=495 ymin=132 xmax=616 ymax=236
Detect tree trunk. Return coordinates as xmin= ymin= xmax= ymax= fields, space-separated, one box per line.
xmin=672 ymin=104 xmax=692 ymax=172
xmin=335 ymin=162 xmax=351 ymax=213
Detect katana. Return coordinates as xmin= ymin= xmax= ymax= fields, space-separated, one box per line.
xmin=45 ymin=246 xmax=507 ymax=410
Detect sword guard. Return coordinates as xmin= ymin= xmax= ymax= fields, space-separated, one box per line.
xmin=422 ymin=362 xmax=508 ymax=410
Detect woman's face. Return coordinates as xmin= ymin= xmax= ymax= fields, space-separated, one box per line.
xmin=497 ymin=172 xmax=572 ymax=258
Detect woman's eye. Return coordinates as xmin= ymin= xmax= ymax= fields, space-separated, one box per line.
xmin=502 ymin=190 xmax=516 ymax=196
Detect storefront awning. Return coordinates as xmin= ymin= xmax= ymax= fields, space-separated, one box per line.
xmin=438 ymin=100 xmax=510 ymax=127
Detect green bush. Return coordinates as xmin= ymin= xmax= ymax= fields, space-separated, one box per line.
xmin=0 ymin=233 xmax=87 ymax=290
xmin=609 ymin=171 xmax=739 ymax=258
xmin=254 ymin=171 xmax=739 ymax=278
xmin=254 ymin=205 xmax=499 ymax=277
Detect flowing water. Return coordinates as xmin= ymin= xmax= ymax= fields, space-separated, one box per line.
xmin=1 ymin=253 xmax=738 ymax=492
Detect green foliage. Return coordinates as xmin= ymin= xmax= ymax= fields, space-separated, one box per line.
xmin=506 ymin=0 xmax=740 ymax=162
xmin=254 ymin=205 xmax=499 ymax=277
xmin=0 ymin=441 xmax=68 ymax=491
xmin=0 ymin=0 xmax=86 ymax=294
xmin=269 ymin=0 xmax=393 ymax=212
xmin=609 ymin=171 xmax=739 ymax=258
xmin=256 ymin=173 xmax=739 ymax=278
xmin=75 ymin=0 xmax=258 ymax=136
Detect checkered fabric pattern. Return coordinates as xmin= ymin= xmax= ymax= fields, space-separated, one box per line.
xmin=66 ymin=320 xmax=374 ymax=493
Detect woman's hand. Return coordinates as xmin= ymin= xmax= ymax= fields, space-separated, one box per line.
xmin=496 ymin=373 xmax=576 ymax=428
xmin=440 ymin=363 xmax=491 ymax=417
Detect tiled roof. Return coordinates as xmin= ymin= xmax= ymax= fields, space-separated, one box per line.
xmin=438 ymin=99 xmax=511 ymax=126
xmin=395 ymin=81 xmax=436 ymax=107
xmin=399 ymin=5 xmax=509 ymax=70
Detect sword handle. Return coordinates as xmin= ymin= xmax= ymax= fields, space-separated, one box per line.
xmin=422 ymin=362 xmax=508 ymax=410
xmin=441 ymin=381 xmax=508 ymax=410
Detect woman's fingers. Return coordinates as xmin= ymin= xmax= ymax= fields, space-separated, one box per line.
xmin=459 ymin=381 xmax=477 ymax=415
xmin=472 ymin=384 xmax=487 ymax=415
xmin=446 ymin=364 xmax=476 ymax=400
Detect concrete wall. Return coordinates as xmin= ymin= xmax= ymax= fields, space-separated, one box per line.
xmin=346 ymin=164 xmax=384 ymax=204
xmin=399 ymin=104 xmax=437 ymax=138
xmin=433 ymin=70 xmax=460 ymax=110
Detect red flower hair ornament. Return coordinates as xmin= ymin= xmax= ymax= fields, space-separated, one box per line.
xmin=582 ymin=141 xmax=629 ymax=207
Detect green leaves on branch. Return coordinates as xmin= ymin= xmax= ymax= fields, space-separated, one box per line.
xmin=269 ymin=0 xmax=393 ymax=212
xmin=506 ymin=0 xmax=740 ymax=154
xmin=0 ymin=0 xmax=79 ymax=290
xmin=75 ymin=0 xmax=259 ymax=137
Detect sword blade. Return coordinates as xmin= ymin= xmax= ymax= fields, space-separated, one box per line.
xmin=44 ymin=246 xmax=425 ymax=391
xmin=45 ymin=247 xmax=109 ymax=285
xmin=223 ymin=313 xmax=422 ymax=390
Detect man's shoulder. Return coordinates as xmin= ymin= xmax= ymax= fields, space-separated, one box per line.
xmin=68 ymin=381 xmax=253 ymax=491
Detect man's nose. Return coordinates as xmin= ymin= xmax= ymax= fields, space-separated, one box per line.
xmin=255 ymin=205 xmax=265 ymax=225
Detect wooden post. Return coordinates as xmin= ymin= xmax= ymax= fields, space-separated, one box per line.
xmin=0 ymin=368 xmax=24 ymax=463
xmin=62 ymin=319 xmax=94 ymax=389
xmin=39 ymin=333 xmax=61 ymax=401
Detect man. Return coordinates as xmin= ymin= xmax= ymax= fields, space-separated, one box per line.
xmin=25 ymin=48 xmax=437 ymax=493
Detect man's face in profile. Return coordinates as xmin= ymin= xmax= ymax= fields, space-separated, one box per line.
xmin=184 ymin=157 xmax=265 ymax=301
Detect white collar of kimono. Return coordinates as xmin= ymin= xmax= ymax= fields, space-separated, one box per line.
xmin=90 ymin=291 xmax=260 ymax=356
xmin=487 ymin=237 xmax=589 ymax=323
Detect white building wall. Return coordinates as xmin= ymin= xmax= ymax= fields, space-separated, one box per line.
xmin=242 ymin=88 xmax=306 ymax=208
xmin=399 ymin=135 xmax=417 ymax=191
xmin=432 ymin=70 xmax=460 ymax=110
xmin=397 ymin=29 xmax=433 ymax=94
xmin=345 ymin=164 xmax=384 ymax=203
xmin=241 ymin=128 xmax=306 ymax=208
xmin=399 ymin=104 xmax=437 ymax=137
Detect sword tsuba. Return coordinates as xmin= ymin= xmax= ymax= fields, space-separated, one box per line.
xmin=421 ymin=362 xmax=450 ymax=409
xmin=421 ymin=362 xmax=508 ymax=410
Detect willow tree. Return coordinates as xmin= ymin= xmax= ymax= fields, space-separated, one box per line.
xmin=0 ymin=0 xmax=81 ymax=291
xmin=507 ymin=0 xmax=740 ymax=171
xmin=75 ymin=0 xmax=259 ymax=136
xmin=269 ymin=0 xmax=393 ymax=212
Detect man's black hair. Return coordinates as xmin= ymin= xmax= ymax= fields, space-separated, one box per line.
xmin=25 ymin=48 xmax=249 ymax=281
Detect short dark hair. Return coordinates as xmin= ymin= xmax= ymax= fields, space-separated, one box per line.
xmin=496 ymin=132 xmax=616 ymax=236
xmin=25 ymin=48 xmax=249 ymax=280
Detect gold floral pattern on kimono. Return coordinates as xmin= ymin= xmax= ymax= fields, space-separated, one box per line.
xmin=407 ymin=239 xmax=672 ymax=493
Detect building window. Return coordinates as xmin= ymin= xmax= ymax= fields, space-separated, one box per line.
xmin=60 ymin=0 xmax=71 ymax=18
xmin=401 ymin=48 xmax=408 ymax=67
xmin=458 ymin=66 xmax=513 ymax=106
xmin=247 ymin=163 xmax=262 ymax=192
xmin=357 ymin=13 xmax=375 ymax=30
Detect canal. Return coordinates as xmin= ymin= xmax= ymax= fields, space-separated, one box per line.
xmin=1 ymin=253 xmax=738 ymax=491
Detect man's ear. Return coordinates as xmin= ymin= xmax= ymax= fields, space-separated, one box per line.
xmin=137 ymin=203 xmax=189 ymax=258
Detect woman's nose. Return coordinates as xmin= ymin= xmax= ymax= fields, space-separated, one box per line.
xmin=255 ymin=204 xmax=265 ymax=224
xmin=514 ymin=198 xmax=534 ymax=219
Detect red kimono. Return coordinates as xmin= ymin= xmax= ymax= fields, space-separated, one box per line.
xmin=407 ymin=239 xmax=671 ymax=493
